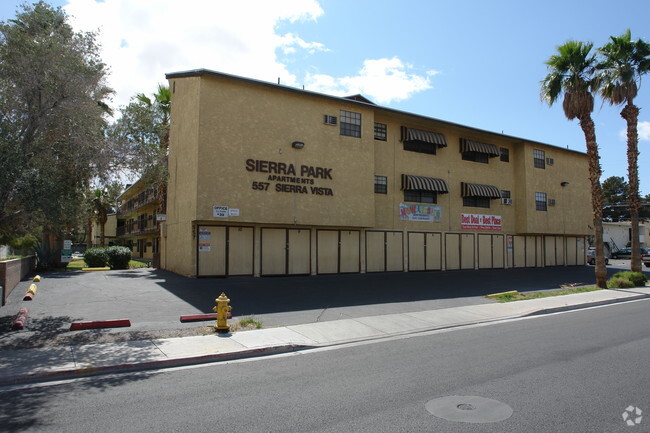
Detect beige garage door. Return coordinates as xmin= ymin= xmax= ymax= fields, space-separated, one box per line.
xmin=228 ymin=227 xmax=254 ymax=276
xmin=288 ymin=229 xmax=311 ymax=275
xmin=261 ymin=228 xmax=286 ymax=276
xmin=426 ymin=233 xmax=443 ymax=270
xmin=197 ymin=226 xmax=226 ymax=276
xmin=366 ymin=231 xmax=385 ymax=272
xmin=545 ymin=236 xmax=556 ymax=266
xmin=445 ymin=233 xmax=460 ymax=270
xmin=409 ymin=233 xmax=425 ymax=271
xmin=386 ymin=232 xmax=404 ymax=272
xmin=339 ymin=230 xmax=360 ymax=273
xmin=461 ymin=234 xmax=475 ymax=270
xmin=317 ymin=230 xmax=339 ymax=274
xmin=566 ymin=236 xmax=578 ymax=265
xmin=513 ymin=235 xmax=526 ymax=268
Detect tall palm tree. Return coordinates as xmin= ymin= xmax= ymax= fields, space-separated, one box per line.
xmin=597 ymin=29 xmax=650 ymax=272
xmin=92 ymin=188 xmax=114 ymax=247
xmin=541 ymin=41 xmax=607 ymax=288
xmin=136 ymin=84 xmax=171 ymax=215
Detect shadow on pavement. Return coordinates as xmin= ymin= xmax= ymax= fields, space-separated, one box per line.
xmin=107 ymin=265 xmax=634 ymax=316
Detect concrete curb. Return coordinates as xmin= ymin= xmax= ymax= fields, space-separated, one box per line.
xmin=523 ymin=291 xmax=650 ymax=317
xmin=70 ymin=319 xmax=131 ymax=331
xmin=0 ymin=344 xmax=312 ymax=387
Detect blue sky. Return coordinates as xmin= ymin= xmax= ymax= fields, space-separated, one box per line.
xmin=2 ymin=0 xmax=649 ymax=194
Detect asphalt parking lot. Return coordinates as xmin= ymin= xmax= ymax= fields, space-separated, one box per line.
xmin=1 ymin=261 xmax=644 ymax=341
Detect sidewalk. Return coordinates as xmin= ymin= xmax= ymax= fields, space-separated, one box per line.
xmin=2 ymin=287 xmax=649 ymax=386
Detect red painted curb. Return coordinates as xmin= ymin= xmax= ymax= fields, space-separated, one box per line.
xmin=12 ymin=308 xmax=29 ymax=330
xmin=179 ymin=312 xmax=232 ymax=322
xmin=70 ymin=319 xmax=131 ymax=331
xmin=23 ymin=293 xmax=34 ymax=301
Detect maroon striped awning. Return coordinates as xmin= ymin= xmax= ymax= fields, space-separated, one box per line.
xmin=461 ymin=182 xmax=501 ymax=198
xmin=402 ymin=174 xmax=449 ymax=193
xmin=460 ymin=138 xmax=499 ymax=157
xmin=401 ymin=126 xmax=447 ymax=147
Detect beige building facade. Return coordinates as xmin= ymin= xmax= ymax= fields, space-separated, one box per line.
xmin=116 ymin=179 xmax=161 ymax=261
xmin=162 ymin=69 xmax=592 ymax=277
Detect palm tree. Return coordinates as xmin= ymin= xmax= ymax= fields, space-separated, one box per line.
xmin=136 ymin=84 xmax=171 ymax=215
xmin=597 ymin=29 xmax=650 ymax=272
xmin=92 ymin=188 xmax=114 ymax=247
xmin=541 ymin=41 xmax=607 ymax=288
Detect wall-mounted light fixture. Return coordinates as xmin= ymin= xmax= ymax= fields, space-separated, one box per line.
xmin=292 ymin=141 xmax=305 ymax=149
xmin=561 ymin=181 xmax=570 ymax=187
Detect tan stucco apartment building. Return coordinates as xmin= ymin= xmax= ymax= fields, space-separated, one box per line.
xmin=162 ymin=69 xmax=592 ymax=277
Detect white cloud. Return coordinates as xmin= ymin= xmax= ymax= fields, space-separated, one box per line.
xmin=305 ymin=57 xmax=437 ymax=104
xmin=63 ymin=0 xmax=324 ymax=109
xmin=639 ymin=121 xmax=650 ymax=142
xmin=277 ymin=32 xmax=329 ymax=55
xmin=619 ymin=120 xmax=650 ymax=142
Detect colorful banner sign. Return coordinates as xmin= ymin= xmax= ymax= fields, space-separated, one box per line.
xmin=461 ymin=213 xmax=502 ymax=230
xmin=399 ymin=203 xmax=442 ymax=222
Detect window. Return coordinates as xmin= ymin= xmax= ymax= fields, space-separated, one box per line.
xmin=461 ymin=151 xmax=489 ymax=163
xmin=323 ymin=114 xmax=337 ymax=125
xmin=500 ymin=147 xmax=509 ymax=162
xmin=340 ymin=110 xmax=361 ymax=137
xmin=501 ymin=190 xmax=511 ymax=199
xmin=404 ymin=141 xmax=436 ymax=155
xmin=463 ymin=196 xmax=490 ymax=208
xmin=374 ymin=175 xmax=387 ymax=194
xmin=536 ymin=192 xmax=547 ymax=211
xmin=404 ymin=190 xmax=437 ymax=203
xmin=534 ymin=149 xmax=546 ymax=169
xmin=374 ymin=123 xmax=387 ymax=141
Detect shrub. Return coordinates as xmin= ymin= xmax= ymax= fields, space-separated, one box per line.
xmin=84 ymin=248 xmax=109 ymax=267
xmin=611 ymin=271 xmax=648 ymax=287
xmin=105 ymin=246 xmax=131 ymax=269
xmin=607 ymin=277 xmax=635 ymax=289
xmin=8 ymin=234 xmax=38 ymax=253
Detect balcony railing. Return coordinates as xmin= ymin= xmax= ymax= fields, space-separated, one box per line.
xmin=118 ymin=188 xmax=158 ymax=215
xmin=116 ymin=218 xmax=159 ymax=237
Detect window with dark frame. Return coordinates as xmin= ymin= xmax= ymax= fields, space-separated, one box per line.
xmin=374 ymin=175 xmax=387 ymax=194
xmin=374 ymin=123 xmax=387 ymax=141
xmin=501 ymin=190 xmax=511 ymax=199
xmin=461 ymin=151 xmax=489 ymax=164
xmin=340 ymin=110 xmax=361 ymax=137
xmin=500 ymin=147 xmax=509 ymax=162
xmin=534 ymin=149 xmax=546 ymax=169
xmin=463 ymin=196 xmax=491 ymax=208
xmin=404 ymin=190 xmax=437 ymax=204
xmin=536 ymin=192 xmax=547 ymax=211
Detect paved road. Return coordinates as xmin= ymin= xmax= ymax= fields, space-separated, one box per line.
xmin=2 ymin=298 xmax=648 ymax=432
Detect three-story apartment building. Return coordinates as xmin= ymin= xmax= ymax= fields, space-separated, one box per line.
xmin=161 ymin=69 xmax=592 ymax=277
xmin=116 ymin=179 xmax=161 ymax=261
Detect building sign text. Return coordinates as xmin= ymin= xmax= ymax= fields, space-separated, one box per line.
xmin=461 ymin=213 xmax=502 ymax=230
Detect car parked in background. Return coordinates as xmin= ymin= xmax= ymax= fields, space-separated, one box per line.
xmin=587 ymin=248 xmax=609 ymax=265
xmin=611 ymin=247 xmax=650 ymax=261
xmin=643 ymin=249 xmax=650 ymax=267
xmin=610 ymin=248 xmax=631 ymax=259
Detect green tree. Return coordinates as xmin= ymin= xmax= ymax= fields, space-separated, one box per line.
xmin=598 ymin=29 xmax=650 ymax=272
xmin=0 ymin=2 xmax=113 ymax=247
xmin=91 ymin=182 xmax=121 ymax=247
xmin=110 ymin=84 xmax=171 ymax=213
xmin=602 ymin=176 xmax=629 ymax=206
xmin=541 ymin=41 xmax=607 ymax=288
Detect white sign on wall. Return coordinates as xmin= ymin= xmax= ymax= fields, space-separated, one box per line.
xmin=228 ymin=208 xmax=240 ymax=217
xmin=213 ymin=205 xmax=228 ymax=218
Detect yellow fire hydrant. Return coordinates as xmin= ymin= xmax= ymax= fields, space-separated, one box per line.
xmin=213 ymin=292 xmax=232 ymax=333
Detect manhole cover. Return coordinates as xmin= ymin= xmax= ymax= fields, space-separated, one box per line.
xmin=425 ymin=395 xmax=513 ymax=424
